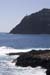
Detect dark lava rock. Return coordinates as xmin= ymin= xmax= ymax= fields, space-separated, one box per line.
xmin=8 ymin=50 xmax=50 ymax=69
xmin=15 ymin=54 xmax=41 ymax=67
xmin=46 ymin=69 xmax=50 ymax=75
xmin=10 ymin=8 xmax=50 ymax=34
xmin=15 ymin=53 xmax=50 ymax=69
xmin=10 ymin=50 xmax=50 ymax=75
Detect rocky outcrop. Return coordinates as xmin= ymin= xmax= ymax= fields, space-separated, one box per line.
xmin=7 ymin=50 xmax=50 ymax=75
xmin=8 ymin=50 xmax=50 ymax=68
xmin=13 ymin=50 xmax=50 ymax=69
xmin=10 ymin=8 xmax=50 ymax=34
xmin=15 ymin=54 xmax=50 ymax=69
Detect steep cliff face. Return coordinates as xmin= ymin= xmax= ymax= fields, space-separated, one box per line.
xmin=10 ymin=8 xmax=50 ymax=34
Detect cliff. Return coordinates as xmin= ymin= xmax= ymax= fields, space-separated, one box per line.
xmin=10 ymin=8 xmax=50 ymax=34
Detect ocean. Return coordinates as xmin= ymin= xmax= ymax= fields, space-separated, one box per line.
xmin=0 ymin=33 xmax=50 ymax=75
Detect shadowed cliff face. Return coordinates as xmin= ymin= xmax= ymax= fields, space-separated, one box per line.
xmin=10 ymin=8 xmax=50 ymax=34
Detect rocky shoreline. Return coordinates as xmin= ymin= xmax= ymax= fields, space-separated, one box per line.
xmin=7 ymin=50 xmax=50 ymax=75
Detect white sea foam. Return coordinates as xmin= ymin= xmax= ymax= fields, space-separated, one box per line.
xmin=0 ymin=46 xmax=50 ymax=55
xmin=9 ymin=66 xmax=47 ymax=75
xmin=0 ymin=46 xmax=48 ymax=75
xmin=0 ymin=46 xmax=31 ymax=55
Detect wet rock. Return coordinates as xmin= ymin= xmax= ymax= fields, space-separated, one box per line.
xmin=8 ymin=50 xmax=50 ymax=72
xmin=15 ymin=53 xmax=50 ymax=69
xmin=46 ymin=69 xmax=50 ymax=75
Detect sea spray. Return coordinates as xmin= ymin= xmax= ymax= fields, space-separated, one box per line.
xmin=0 ymin=46 xmax=47 ymax=75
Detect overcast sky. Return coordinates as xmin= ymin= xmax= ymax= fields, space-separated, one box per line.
xmin=0 ymin=0 xmax=50 ymax=32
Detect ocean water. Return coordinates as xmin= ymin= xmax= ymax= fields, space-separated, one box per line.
xmin=0 ymin=33 xmax=50 ymax=75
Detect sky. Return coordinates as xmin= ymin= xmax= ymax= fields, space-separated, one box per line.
xmin=0 ymin=0 xmax=50 ymax=33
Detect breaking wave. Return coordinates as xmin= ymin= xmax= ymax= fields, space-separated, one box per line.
xmin=0 ymin=46 xmax=48 ymax=75
xmin=0 ymin=46 xmax=50 ymax=55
